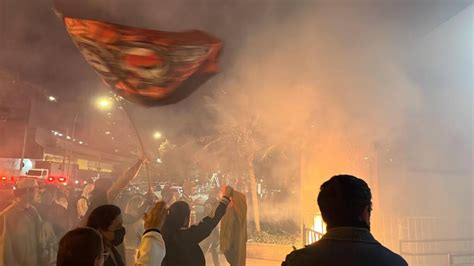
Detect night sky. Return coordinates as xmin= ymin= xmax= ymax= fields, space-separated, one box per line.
xmin=0 ymin=0 xmax=471 ymax=151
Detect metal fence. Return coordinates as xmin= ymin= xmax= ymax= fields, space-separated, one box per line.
xmin=303 ymin=226 xmax=323 ymax=246
xmin=449 ymin=252 xmax=474 ymax=265
xmin=373 ymin=216 xmax=474 ymax=266
xmin=400 ymin=238 xmax=474 ymax=266
xmin=375 ymin=216 xmax=443 ymax=253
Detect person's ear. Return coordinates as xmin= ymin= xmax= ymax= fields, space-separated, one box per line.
xmin=360 ymin=205 xmax=371 ymax=225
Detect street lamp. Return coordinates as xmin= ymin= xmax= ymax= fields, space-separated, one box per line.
xmin=95 ymin=97 xmax=113 ymax=111
xmin=153 ymin=131 xmax=162 ymax=140
xmin=48 ymin=96 xmax=57 ymax=102
xmin=63 ymin=96 xmax=112 ymax=177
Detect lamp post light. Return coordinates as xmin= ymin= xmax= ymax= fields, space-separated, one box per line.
xmin=63 ymin=96 xmax=114 ymax=177
xmin=153 ymin=131 xmax=162 ymax=140
xmin=95 ymin=96 xmax=113 ymax=111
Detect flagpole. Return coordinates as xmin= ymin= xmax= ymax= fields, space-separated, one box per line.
xmin=119 ymin=101 xmax=152 ymax=191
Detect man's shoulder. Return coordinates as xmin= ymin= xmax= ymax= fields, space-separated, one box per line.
xmin=376 ymin=244 xmax=408 ymax=265
xmin=282 ymin=241 xmax=408 ymax=266
xmin=282 ymin=243 xmax=321 ymax=266
xmin=0 ymin=202 xmax=18 ymax=216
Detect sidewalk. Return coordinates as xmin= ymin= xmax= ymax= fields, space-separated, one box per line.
xmin=246 ymin=257 xmax=281 ymax=266
xmin=206 ymin=254 xmax=281 ymax=266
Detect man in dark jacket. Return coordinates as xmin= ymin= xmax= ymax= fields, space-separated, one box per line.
xmin=282 ymin=174 xmax=408 ymax=266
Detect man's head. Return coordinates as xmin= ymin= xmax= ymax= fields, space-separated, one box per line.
xmin=125 ymin=195 xmax=144 ymax=215
xmin=208 ymin=187 xmax=219 ymax=199
xmin=93 ymin=178 xmax=113 ymax=192
xmin=317 ymin=174 xmax=372 ymax=230
xmin=38 ymin=185 xmax=58 ymax=204
xmin=14 ymin=178 xmax=38 ymax=204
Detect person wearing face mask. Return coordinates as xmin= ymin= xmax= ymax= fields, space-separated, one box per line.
xmin=87 ymin=205 xmax=127 ymax=266
xmin=0 ymin=178 xmax=55 ymax=266
xmin=161 ymin=186 xmax=233 ymax=266
xmin=57 ymin=227 xmax=106 ymax=266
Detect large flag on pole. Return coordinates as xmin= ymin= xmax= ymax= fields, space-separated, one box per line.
xmin=63 ymin=17 xmax=223 ymax=106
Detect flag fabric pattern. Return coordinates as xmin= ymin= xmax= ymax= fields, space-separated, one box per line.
xmin=64 ymin=17 xmax=222 ymax=106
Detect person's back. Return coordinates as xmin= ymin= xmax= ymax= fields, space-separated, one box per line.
xmin=282 ymin=175 xmax=407 ymax=266
xmin=36 ymin=185 xmax=69 ymax=238
xmin=283 ymin=227 xmax=406 ymax=266
xmin=0 ymin=178 xmax=45 ymax=266
xmin=0 ymin=201 xmax=43 ymax=266
xmin=162 ymin=189 xmax=232 ymax=266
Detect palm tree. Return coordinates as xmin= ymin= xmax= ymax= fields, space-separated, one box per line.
xmin=198 ymin=93 xmax=282 ymax=232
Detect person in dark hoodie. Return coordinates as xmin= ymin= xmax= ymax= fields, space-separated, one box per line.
xmin=161 ymin=186 xmax=233 ymax=266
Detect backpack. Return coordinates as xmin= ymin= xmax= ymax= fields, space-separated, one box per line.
xmin=31 ymin=206 xmax=58 ymax=266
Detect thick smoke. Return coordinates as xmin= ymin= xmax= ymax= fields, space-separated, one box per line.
xmin=1 ymin=0 xmax=472 ymax=245
xmin=55 ymin=0 xmax=473 ymax=236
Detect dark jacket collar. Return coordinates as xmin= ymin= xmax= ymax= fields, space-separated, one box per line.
xmin=321 ymin=227 xmax=379 ymax=243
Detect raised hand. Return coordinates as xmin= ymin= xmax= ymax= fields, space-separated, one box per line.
xmin=222 ymin=186 xmax=234 ymax=199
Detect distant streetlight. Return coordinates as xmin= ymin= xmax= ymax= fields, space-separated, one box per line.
xmin=95 ymin=97 xmax=113 ymax=110
xmin=48 ymin=96 xmax=57 ymax=102
xmin=153 ymin=131 xmax=162 ymax=140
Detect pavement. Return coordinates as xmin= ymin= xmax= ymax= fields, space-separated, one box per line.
xmin=245 ymin=258 xmax=281 ymax=266
xmin=205 ymin=254 xmax=282 ymax=266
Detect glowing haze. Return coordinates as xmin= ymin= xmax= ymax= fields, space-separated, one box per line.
xmin=1 ymin=0 xmax=472 ymax=253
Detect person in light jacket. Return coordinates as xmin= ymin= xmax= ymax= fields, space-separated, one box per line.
xmin=0 ymin=178 xmax=52 ymax=266
xmin=136 ymin=201 xmax=168 ymax=266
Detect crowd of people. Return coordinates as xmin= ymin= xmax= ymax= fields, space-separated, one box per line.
xmin=0 ymin=155 xmax=408 ymax=266
xmin=0 ymin=158 xmax=234 ymax=266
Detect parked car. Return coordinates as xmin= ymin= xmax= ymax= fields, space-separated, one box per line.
xmin=26 ymin=168 xmax=49 ymax=181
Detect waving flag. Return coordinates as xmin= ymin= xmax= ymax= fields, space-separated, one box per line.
xmin=63 ymin=17 xmax=223 ymax=106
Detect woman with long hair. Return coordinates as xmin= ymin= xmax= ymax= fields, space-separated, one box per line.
xmin=57 ymin=227 xmax=105 ymax=266
xmin=161 ymin=186 xmax=233 ymax=266
xmin=87 ymin=205 xmax=126 ymax=266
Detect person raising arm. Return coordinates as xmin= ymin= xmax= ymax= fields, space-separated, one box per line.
xmin=135 ymin=201 xmax=168 ymax=266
